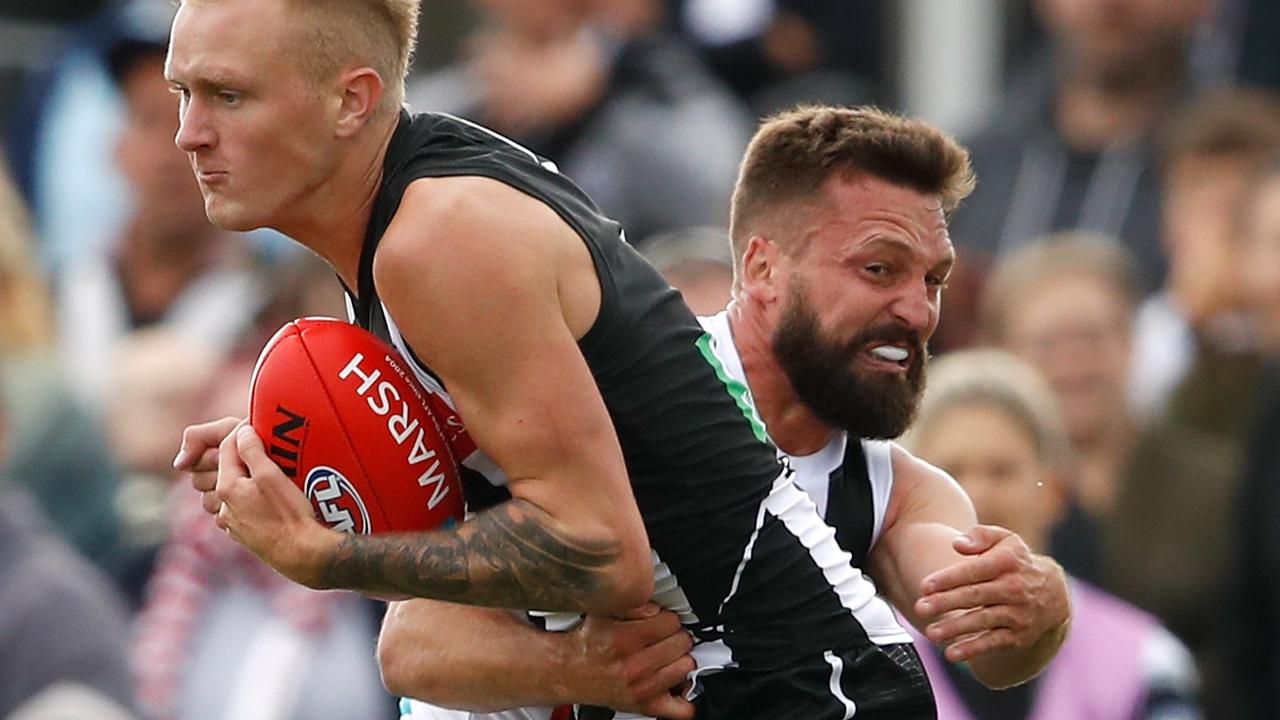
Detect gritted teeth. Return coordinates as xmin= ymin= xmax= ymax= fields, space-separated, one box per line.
xmin=870 ymin=345 xmax=910 ymax=363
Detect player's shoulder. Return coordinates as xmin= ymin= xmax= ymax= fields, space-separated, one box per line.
xmin=403 ymin=110 xmax=557 ymax=177
xmin=373 ymin=176 xmax=578 ymax=304
xmin=397 ymin=174 xmax=522 ymax=221
xmin=887 ymin=442 xmax=954 ymax=491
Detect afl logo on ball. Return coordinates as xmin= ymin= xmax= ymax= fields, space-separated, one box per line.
xmin=304 ymin=467 xmax=372 ymax=535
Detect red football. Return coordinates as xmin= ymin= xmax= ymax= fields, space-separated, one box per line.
xmin=248 ymin=317 xmax=466 ymax=535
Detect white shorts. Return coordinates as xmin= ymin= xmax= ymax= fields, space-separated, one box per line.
xmin=399 ymin=699 xmax=558 ymax=720
xmin=399 ymin=699 xmax=653 ymax=720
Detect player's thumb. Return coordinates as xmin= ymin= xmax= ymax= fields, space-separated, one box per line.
xmin=235 ymin=424 xmax=275 ymax=476
xmin=954 ymin=524 xmax=1012 ymax=555
xmin=615 ymin=602 xmax=661 ymax=621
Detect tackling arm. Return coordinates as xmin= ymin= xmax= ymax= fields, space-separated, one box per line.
xmin=867 ymin=445 xmax=1070 ymax=689
xmin=376 ymin=599 xmax=695 ymax=718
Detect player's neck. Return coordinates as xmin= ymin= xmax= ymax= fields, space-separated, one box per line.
xmin=273 ymin=113 xmax=399 ymax=291
xmin=728 ymin=305 xmax=838 ymax=456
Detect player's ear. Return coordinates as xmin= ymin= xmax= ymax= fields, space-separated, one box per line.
xmin=334 ymin=67 xmax=384 ymax=138
xmin=740 ymin=235 xmax=780 ymax=304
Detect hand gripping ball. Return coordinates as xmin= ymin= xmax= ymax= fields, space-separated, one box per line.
xmin=248 ymin=317 xmax=467 ymax=535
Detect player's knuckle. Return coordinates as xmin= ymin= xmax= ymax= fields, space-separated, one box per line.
xmin=1006 ymin=573 xmax=1030 ymax=596
xmin=959 ymin=613 xmax=981 ymax=632
xmin=620 ymin=656 xmax=647 ymax=685
xmin=640 ymin=698 xmax=668 ymax=717
xmin=656 ymin=612 xmax=681 ymax=634
xmin=610 ymin=630 xmax=638 ymax=656
xmin=678 ymin=654 xmax=697 ymax=674
xmin=983 ymin=633 xmax=1008 ymax=653
xmin=224 ymin=481 xmax=247 ymax=502
xmin=995 ymin=547 xmax=1020 ymax=569
xmin=627 ymin=675 xmax=654 ymax=700
xmin=1023 ymin=610 xmax=1043 ymax=633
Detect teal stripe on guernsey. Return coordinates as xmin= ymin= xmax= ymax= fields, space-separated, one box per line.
xmin=399 ymin=697 xmax=413 ymax=717
xmin=696 ymin=332 xmax=768 ymax=443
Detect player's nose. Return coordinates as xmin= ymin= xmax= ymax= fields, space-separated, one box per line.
xmin=175 ymin=98 xmax=216 ymax=152
xmin=888 ymin=283 xmax=934 ymax=333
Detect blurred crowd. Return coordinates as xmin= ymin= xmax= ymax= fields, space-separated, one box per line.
xmin=0 ymin=1 xmax=1278 ymax=719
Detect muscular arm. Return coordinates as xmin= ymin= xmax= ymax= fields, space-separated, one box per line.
xmin=313 ymin=177 xmax=651 ymax=611
xmin=322 ymin=499 xmax=619 ymax=609
xmin=377 ymin=600 xmax=572 ymax=710
xmin=377 ymin=599 xmax=694 ymax=717
xmin=212 ymin=176 xmax=652 ymax=614
xmin=868 ymin=444 xmax=1069 ymax=689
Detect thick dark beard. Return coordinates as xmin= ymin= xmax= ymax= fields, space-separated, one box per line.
xmin=771 ymin=283 xmax=927 ymax=439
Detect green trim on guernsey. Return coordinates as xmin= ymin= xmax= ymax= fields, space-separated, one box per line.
xmin=696 ymin=332 xmax=768 ymax=443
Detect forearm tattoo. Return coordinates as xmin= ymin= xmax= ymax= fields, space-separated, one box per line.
xmin=318 ymin=499 xmax=622 ymax=610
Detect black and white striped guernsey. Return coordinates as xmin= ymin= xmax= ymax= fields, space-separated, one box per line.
xmin=352 ymin=111 xmax=936 ymax=719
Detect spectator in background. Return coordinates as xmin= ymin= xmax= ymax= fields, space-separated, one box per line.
xmin=1003 ymin=180 xmax=1278 ymax=714
xmin=1130 ymin=87 xmax=1280 ymax=422
xmin=132 ymin=253 xmax=391 ymax=720
xmin=665 ymin=0 xmax=888 ymax=114
xmin=102 ymin=329 xmax=222 ymax=606
xmin=56 ymin=13 xmax=265 ymax=412
xmin=1107 ymin=103 xmax=1280 ymax=712
xmin=1106 ymin=101 xmax=1280 ymax=679
xmin=408 ymin=0 xmax=752 ymax=242
xmin=899 ymin=348 xmax=1201 ymax=720
xmin=978 ymin=232 xmax=1137 ymax=582
xmin=133 ymin=492 xmax=396 ymax=720
xmin=0 ymin=386 xmax=139 ymax=720
xmin=1225 ymin=0 xmax=1280 ymax=93
xmin=949 ymin=0 xmax=1213 ymax=295
xmin=1221 ymin=157 xmax=1280 ymax=719
xmin=640 ymin=226 xmax=734 ymax=314
xmin=4 ymin=0 xmax=174 ymax=272
xmin=0 ymin=154 xmax=127 ymax=582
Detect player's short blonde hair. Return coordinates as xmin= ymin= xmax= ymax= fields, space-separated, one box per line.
xmin=183 ymin=0 xmax=419 ymax=113
xmin=729 ymin=105 xmax=974 ymax=269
